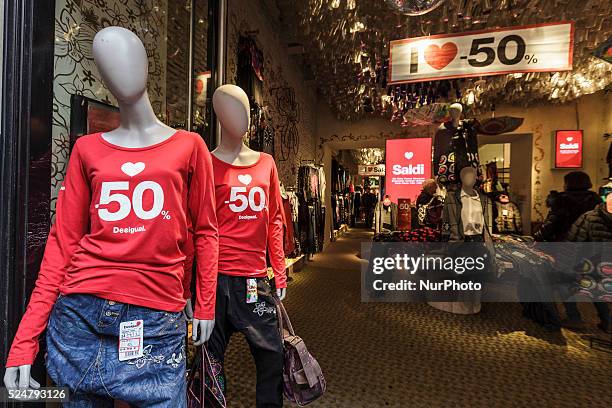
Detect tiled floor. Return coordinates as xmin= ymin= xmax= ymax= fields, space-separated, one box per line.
xmin=223 ymin=228 xmax=612 ymax=407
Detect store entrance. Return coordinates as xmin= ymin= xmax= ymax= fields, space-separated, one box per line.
xmin=479 ymin=133 xmax=533 ymax=234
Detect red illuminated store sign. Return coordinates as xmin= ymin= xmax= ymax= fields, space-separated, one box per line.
xmin=554 ymin=130 xmax=583 ymax=168
xmin=385 ymin=138 xmax=432 ymax=203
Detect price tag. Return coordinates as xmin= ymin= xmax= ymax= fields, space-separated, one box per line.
xmin=246 ymin=279 xmax=258 ymax=304
xmin=119 ymin=320 xmax=144 ymax=361
xmin=389 ymin=22 xmax=573 ymax=84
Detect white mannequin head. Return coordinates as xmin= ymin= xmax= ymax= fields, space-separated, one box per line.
xmin=93 ymin=27 xmax=148 ymax=104
xmin=449 ymin=102 xmax=463 ymax=122
xmin=460 ymin=166 xmax=477 ymax=189
xmin=212 ymin=84 xmax=250 ymax=142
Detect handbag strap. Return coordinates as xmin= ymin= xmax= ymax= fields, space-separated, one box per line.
xmin=186 ymin=346 xmax=205 ymax=404
xmin=273 ymin=296 xmax=295 ymax=336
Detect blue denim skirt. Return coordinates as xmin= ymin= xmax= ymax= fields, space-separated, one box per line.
xmin=45 ymin=293 xmax=186 ymax=407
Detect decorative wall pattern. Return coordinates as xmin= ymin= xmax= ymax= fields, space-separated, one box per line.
xmin=317 ymin=126 xmax=435 ymax=162
xmin=226 ymin=1 xmax=317 ymax=188
xmin=531 ymin=124 xmax=546 ymax=223
xmin=51 ymin=0 xmax=168 ymax=219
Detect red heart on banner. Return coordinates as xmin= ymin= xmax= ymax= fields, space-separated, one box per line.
xmin=424 ymin=42 xmax=458 ymax=70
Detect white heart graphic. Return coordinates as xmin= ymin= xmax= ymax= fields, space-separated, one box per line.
xmin=238 ymin=174 xmax=252 ymax=185
xmin=121 ymin=162 xmax=145 ymax=177
xmin=404 ymin=152 xmax=414 ymax=160
xmin=566 ymin=137 xmax=573 ymax=142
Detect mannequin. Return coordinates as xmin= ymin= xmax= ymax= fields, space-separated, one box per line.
xmin=494 ymin=192 xmax=522 ymax=234
xmin=208 ymin=84 xmax=286 ymax=407
xmin=429 ymin=167 xmax=493 ymax=315
xmin=433 ymin=103 xmax=480 ymax=186
xmin=374 ymin=194 xmax=398 ymax=233
xmin=4 ymin=27 xmax=217 ymax=406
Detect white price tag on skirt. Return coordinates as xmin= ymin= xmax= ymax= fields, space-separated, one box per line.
xmin=119 ymin=320 xmax=144 ymax=361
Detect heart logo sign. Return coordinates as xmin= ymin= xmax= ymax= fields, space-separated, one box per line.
xmin=404 ymin=152 xmax=414 ymax=160
xmin=121 ymin=162 xmax=145 ymax=177
xmin=424 ymin=42 xmax=458 ymax=70
xmin=566 ymin=137 xmax=573 ymax=142
xmin=238 ymin=174 xmax=252 ymax=185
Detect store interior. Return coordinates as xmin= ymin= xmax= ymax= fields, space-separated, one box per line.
xmin=5 ymin=0 xmax=611 ymax=406
xmin=218 ymin=1 xmax=612 ymax=406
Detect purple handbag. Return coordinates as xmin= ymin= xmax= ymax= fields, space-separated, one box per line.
xmin=274 ymin=298 xmax=326 ymax=406
xmin=186 ymin=346 xmax=227 ymax=408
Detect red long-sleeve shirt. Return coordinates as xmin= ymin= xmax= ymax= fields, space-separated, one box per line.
xmin=210 ymin=152 xmax=286 ymax=288
xmin=6 ymin=130 xmax=218 ymax=367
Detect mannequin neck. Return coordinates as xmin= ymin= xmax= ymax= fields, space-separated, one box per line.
xmin=117 ymin=91 xmax=160 ymax=134
xmin=101 ymin=90 xmax=176 ymax=148
xmin=216 ymin=132 xmax=249 ymax=156
xmin=452 ymin=117 xmax=461 ymax=127
xmin=213 ymin=130 xmax=260 ymax=166
xmin=462 ymin=185 xmax=476 ymax=195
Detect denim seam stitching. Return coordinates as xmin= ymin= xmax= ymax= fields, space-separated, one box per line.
xmin=97 ymin=361 xmax=116 ymax=399
xmin=73 ymin=339 xmax=101 ymax=393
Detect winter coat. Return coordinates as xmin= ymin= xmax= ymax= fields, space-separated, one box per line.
xmin=534 ymin=190 xmax=602 ymax=242
xmin=566 ymin=203 xmax=612 ymax=242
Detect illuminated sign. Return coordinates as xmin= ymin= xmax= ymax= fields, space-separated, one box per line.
xmin=358 ymin=164 xmax=386 ymax=176
xmin=385 ymin=138 xmax=432 ymax=202
xmin=555 ymin=130 xmax=583 ymax=168
xmin=389 ymin=22 xmax=574 ymax=84
xmin=397 ymin=199 xmax=412 ymax=231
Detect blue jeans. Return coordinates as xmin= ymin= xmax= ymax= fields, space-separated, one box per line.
xmin=45 ymin=293 xmax=187 ymax=407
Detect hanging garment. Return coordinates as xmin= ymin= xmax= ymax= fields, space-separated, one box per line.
xmin=417 ymin=193 xmax=444 ymax=229
xmin=6 ymin=131 xmax=219 ymax=367
xmin=495 ymin=201 xmax=522 ymax=234
xmin=282 ymin=197 xmax=296 ymax=256
xmin=211 ymin=153 xmax=286 ymax=289
xmin=318 ymin=166 xmax=326 ymax=203
xmin=434 ymin=119 xmax=480 ymax=186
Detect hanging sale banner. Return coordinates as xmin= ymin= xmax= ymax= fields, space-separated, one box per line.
xmin=389 ymin=22 xmax=574 ymax=84
xmin=358 ymin=164 xmax=386 ymax=176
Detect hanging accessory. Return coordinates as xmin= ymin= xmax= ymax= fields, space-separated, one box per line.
xmin=274 ymin=296 xmax=326 ymax=406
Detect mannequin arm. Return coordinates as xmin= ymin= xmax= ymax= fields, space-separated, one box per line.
xmin=188 ymin=137 xmax=219 ymax=320
xmin=6 ymin=142 xmax=91 ymax=368
xmin=4 ymin=366 xmax=40 ymax=390
xmin=192 ymin=319 xmax=215 ymax=346
xmin=267 ymin=161 xmax=288 ymax=291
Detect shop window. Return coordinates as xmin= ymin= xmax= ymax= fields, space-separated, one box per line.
xmin=52 ymin=0 xmax=215 ymax=219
